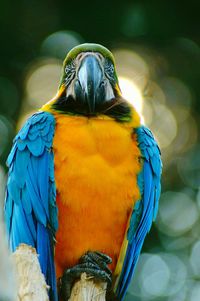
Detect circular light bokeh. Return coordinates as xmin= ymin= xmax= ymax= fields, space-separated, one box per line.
xmin=127 ymin=252 xmax=187 ymax=299
xmin=157 ymin=191 xmax=199 ymax=237
xmin=25 ymin=59 xmax=62 ymax=107
xmin=118 ymin=76 xmax=143 ymax=120
xmin=41 ymin=30 xmax=83 ymax=59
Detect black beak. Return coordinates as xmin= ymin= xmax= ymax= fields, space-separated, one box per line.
xmin=74 ymin=55 xmax=105 ymax=113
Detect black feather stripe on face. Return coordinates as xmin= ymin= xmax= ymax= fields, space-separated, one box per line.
xmin=52 ymin=92 xmax=132 ymax=123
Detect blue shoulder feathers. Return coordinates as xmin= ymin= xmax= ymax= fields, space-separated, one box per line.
xmin=5 ymin=111 xmax=58 ymax=301
xmin=115 ymin=126 xmax=162 ymax=300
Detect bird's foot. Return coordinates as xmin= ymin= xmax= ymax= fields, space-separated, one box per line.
xmin=59 ymin=251 xmax=112 ymax=300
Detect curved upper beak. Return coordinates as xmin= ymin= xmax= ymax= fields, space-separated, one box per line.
xmin=74 ymin=54 xmax=105 ymax=113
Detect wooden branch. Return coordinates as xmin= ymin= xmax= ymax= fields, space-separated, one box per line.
xmin=69 ymin=273 xmax=107 ymax=301
xmin=13 ymin=244 xmax=49 ymax=301
xmin=13 ymin=244 xmax=107 ymax=301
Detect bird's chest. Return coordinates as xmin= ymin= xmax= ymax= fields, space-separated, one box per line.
xmin=52 ymin=114 xmax=141 ymax=271
xmin=53 ymin=114 xmax=141 ymax=212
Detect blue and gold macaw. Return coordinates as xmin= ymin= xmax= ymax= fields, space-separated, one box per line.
xmin=5 ymin=44 xmax=162 ymax=301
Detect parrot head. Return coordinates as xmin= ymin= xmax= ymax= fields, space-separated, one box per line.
xmin=52 ymin=43 xmax=131 ymax=119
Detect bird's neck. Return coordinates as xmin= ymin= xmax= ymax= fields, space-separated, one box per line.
xmin=40 ymin=88 xmax=141 ymax=125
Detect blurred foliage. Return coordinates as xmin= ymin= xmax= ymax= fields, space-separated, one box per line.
xmin=0 ymin=0 xmax=200 ymax=300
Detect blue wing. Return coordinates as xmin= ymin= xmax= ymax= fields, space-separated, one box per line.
xmin=4 ymin=111 xmax=58 ymax=301
xmin=115 ymin=126 xmax=162 ymax=300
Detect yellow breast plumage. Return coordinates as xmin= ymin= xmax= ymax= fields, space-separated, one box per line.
xmin=51 ymin=113 xmax=141 ymax=277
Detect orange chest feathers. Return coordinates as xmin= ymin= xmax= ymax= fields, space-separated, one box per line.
xmin=52 ymin=114 xmax=141 ymax=277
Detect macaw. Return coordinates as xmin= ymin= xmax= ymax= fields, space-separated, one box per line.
xmin=5 ymin=43 xmax=162 ymax=301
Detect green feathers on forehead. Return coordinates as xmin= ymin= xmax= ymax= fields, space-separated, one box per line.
xmin=63 ymin=43 xmax=115 ymax=65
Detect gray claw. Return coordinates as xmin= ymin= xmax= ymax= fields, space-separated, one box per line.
xmin=60 ymin=251 xmax=113 ymax=300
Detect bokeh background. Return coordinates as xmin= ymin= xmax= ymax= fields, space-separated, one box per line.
xmin=0 ymin=1 xmax=200 ymax=300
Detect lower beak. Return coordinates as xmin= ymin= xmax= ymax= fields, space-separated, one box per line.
xmin=74 ymin=55 xmax=105 ymax=113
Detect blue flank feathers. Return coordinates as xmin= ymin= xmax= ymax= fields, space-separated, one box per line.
xmin=4 ymin=111 xmax=58 ymax=301
xmin=116 ymin=126 xmax=162 ymax=300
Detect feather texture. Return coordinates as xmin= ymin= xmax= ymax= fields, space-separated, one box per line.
xmin=115 ymin=126 xmax=162 ymax=300
xmin=4 ymin=111 xmax=58 ymax=301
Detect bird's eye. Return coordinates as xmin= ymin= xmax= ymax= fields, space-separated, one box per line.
xmin=105 ymin=60 xmax=115 ymax=81
xmin=64 ymin=59 xmax=76 ymax=86
xmin=65 ymin=59 xmax=76 ymax=74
